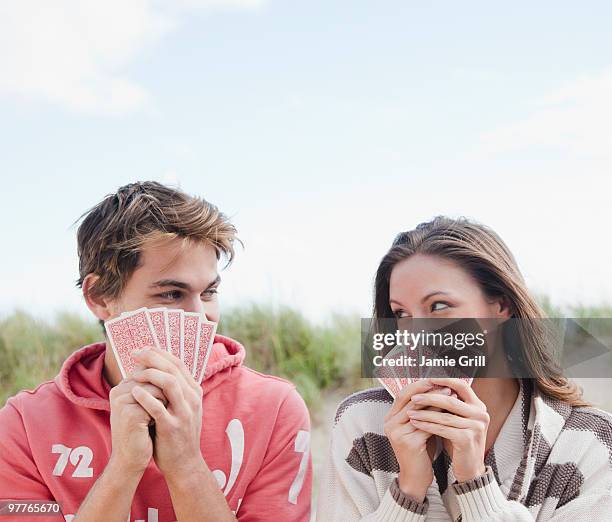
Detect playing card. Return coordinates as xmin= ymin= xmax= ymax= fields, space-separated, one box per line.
xmin=383 ymin=344 xmax=416 ymax=388
xmin=376 ymin=341 xmax=474 ymax=400
xmin=181 ymin=312 xmax=202 ymax=375
xmin=193 ymin=319 xmax=217 ymax=383
xmin=105 ymin=308 xmax=160 ymax=378
xmin=374 ymin=364 xmax=402 ymax=398
xmin=388 ymin=342 xmax=474 ymax=387
xmin=166 ymin=309 xmax=182 ymax=359
xmin=376 ymin=377 xmax=402 ymax=398
xmin=148 ymin=307 xmax=169 ymax=351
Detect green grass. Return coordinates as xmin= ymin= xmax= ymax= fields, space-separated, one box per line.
xmin=1 ymin=297 xmax=610 ymax=409
xmin=218 ymin=304 xmax=362 ymax=407
xmin=0 ymin=306 xmax=363 ymax=409
xmin=0 ymin=310 xmax=101 ymax=405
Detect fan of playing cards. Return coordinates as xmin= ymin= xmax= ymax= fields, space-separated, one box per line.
xmin=374 ymin=343 xmax=475 ymax=399
xmin=104 ymin=307 xmax=217 ymax=384
xmin=373 ymin=318 xmax=484 ymax=398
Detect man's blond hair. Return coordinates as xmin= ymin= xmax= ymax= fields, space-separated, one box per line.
xmin=75 ymin=181 xmax=238 ymax=302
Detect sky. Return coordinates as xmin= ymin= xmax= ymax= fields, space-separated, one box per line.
xmin=1 ymin=0 xmax=611 ymax=323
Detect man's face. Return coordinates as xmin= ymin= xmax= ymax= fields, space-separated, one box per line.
xmin=107 ymin=237 xmax=221 ymax=322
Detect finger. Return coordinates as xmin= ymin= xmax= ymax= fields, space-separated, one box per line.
xmin=132 ymin=348 xmax=192 ymax=385
xmin=389 ymin=387 xmax=452 ymax=425
xmin=132 ymin=368 xmax=185 ymax=413
xmin=412 ymin=386 xmax=452 ymax=410
xmin=394 ymin=421 xmax=431 ymax=440
xmin=385 ymin=388 xmax=450 ymax=425
xmin=135 ymin=382 xmax=168 ymax=406
xmin=131 ymin=385 xmax=172 ymax=425
xmin=134 ymin=347 xmax=197 ymax=386
xmin=112 ymin=379 xmax=167 ymax=406
xmin=406 ymin=409 xmax=473 ymax=429
xmin=388 ymin=379 xmax=436 ymax=417
xmin=386 ymin=417 xmax=418 ymax=436
xmin=410 ymin=393 xmax=477 ymax=418
xmin=132 ymin=350 xmax=204 ymax=411
xmin=427 ymin=378 xmax=482 ymax=406
xmin=408 ymin=419 xmax=464 ymax=441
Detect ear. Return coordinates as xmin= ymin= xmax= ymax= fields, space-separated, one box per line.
xmin=495 ymin=295 xmax=513 ymax=319
xmin=82 ymin=274 xmax=115 ymax=322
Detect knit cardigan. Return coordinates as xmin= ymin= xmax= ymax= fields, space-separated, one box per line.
xmin=316 ymin=380 xmax=612 ymax=521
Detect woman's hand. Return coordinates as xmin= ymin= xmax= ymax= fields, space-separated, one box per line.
xmin=405 ymin=377 xmax=489 ymax=483
xmin=384 ymin=380 xmax=453 ymax=502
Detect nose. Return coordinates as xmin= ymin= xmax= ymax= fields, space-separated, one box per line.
xmin=183 ymin=298 xmax=207 ymax=319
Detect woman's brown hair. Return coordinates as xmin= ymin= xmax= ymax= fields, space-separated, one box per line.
xmin=374 ymin=215 xmax=588 ymax=407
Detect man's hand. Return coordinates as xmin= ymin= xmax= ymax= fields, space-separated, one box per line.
xmin=130 ymin=347 xmax=204 ymax=480
xmin=108 ymin=377 xmax=167 ymax=475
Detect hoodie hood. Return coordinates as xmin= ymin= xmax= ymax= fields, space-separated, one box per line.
xmin=54 ymin=334 xmax=246 ymax=411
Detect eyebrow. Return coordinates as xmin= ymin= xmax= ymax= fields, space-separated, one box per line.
xmin=389 ymin=291 xmax=450 ymax=307
xmin=420 ymin=291 xmax=450 ymax=303
xmin=150 ymin=274 xmax=221 ymax=292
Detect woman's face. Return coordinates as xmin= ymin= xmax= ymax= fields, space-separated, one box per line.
xmin=389 ymin=253 xmax=510 ymax=320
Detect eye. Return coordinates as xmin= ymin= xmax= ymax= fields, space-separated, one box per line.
xmin=431 ymin=301 xmax=449 ymax=312
xmin=392 ymin=309 xmax=409 ymax=319
xmin=158 ymin=290 xmax=182 ymax=300
xmin=202 ymin=287 xmax=218 ymax=299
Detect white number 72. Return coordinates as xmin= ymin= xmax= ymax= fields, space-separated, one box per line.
xmin=51 ymin=444 xmax=94 ymax=478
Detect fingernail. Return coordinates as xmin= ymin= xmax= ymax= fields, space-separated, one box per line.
xmin=440 ymin=387 xmax=452 ymax=395
xmin=412 ymin=395 xmax=424 ymax=402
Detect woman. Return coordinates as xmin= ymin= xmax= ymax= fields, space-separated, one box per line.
xmin=317 ymin=216 xmax=612 ymax=521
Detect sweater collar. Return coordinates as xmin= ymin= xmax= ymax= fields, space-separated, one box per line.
xmin=437 ymin=378 xmax=572 ymax=516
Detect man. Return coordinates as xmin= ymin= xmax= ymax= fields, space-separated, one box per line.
xmin=0 ymin=182 xmax=312 ymax=521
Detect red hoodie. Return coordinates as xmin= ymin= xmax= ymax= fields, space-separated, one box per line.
xmin=0 ymin=335 xmax=312 ymax=521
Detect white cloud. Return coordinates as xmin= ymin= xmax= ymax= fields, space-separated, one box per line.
xmin=0 ymin=0 xmax=264 ymax=115
xmin=478 ymin=70 xmax=612 ymax=162
xmin=465 ymin=70 xmax=612 ymax=311
xmin=175 ymin=0 xmax=265 ymax=8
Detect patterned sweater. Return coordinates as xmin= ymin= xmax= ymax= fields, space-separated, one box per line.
xmin=316 ymin=380 xmax=612 ymax=521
